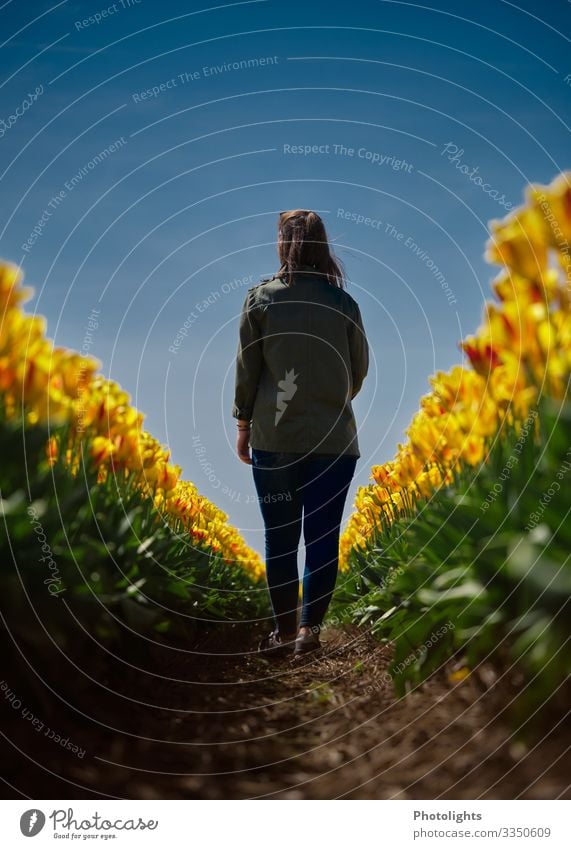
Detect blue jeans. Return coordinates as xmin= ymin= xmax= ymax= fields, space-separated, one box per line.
xmin=251 ymin=448 xmax=358 ymax=636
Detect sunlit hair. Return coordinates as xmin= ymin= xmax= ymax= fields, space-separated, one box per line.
xmin=266 ymin=209 xmax=346 ymax=289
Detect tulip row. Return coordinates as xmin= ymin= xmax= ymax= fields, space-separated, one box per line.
xmin=339 ymin=171 xmax=571 ymax=570
xmin=0 ymin=262 xmax=265 ymax=582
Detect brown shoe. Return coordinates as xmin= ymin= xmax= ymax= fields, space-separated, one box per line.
xmin=258 ymin=630 xmax=297 ymax=656
xmin=294 ymin=625 xmax=321 ymax=656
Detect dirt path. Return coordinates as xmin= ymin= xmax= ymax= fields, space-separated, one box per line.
xmin=2 ymin=625 xmax=569 ymax=799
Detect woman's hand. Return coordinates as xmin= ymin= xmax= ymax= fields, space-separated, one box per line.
xmin=236 ymin=422 xmax=252 ymax=464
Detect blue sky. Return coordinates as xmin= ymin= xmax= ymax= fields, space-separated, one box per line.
xmin=1 ymin=0 xmax=570 ymax=559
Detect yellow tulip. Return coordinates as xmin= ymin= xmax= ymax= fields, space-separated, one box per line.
xmin=486 ymin=205 xmax=548 ymax=279
xmin=341 ymin=171 xmax=571 ymax=564
xmin=0 ymin=258 xmax=265 ymax=582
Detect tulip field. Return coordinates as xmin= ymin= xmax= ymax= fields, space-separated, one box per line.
xmin=0 ymin=263 xmax=268 ymax=668
xmin=333 ymin=171 xmax=571 ymax=723
xmin=1 ymin=171 xmax=569 ymax=751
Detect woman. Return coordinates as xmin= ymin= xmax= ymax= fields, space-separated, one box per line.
xmin=232 ymin=209 xmax=369 ymax=657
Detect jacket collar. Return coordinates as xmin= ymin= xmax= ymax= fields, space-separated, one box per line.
xmin=275 ymin=263 xmax=317 ymax=283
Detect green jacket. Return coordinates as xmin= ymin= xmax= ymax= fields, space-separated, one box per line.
xmin=232 ymin=264 xmax=369 ymax=457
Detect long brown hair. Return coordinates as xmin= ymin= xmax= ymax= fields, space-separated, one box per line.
xmin=267 ymin=209 xmax=346 ymax=288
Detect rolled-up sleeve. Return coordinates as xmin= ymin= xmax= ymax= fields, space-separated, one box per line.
xmin=232 ymin=290 xmax=264 ymax=420
xmin=348 ymin=299 xmax=369 ymax=400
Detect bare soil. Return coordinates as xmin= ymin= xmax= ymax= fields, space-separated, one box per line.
xmin=1 ymin=625 xmax=569 ymax=799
